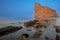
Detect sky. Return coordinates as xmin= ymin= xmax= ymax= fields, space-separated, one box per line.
xmin=0 ymin=0 xmax=60 ymax=19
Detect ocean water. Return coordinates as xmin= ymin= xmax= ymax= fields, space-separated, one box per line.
xmin=0 ymin=18 xmax=60 ymax=40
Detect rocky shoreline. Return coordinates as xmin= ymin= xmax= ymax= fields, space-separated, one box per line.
xmin=0 ymin=26 xmax=23 ymax=36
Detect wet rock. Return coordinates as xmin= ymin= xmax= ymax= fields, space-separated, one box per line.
xmin=44 ymin=26 xmax=47 ymax=28
xmin=24 ymin=20 xmax=38 ymax=27
xmin=0 ymin=26 xmax=23 ymax=36
xmin=55 ymin=35 xmax=60 ymax=40
xmin=33 ymin=24 xmax=39 ymax=29
xmin=24 ymin=21 xmax=33 ymax=27
xmin=39 ymin=31 xmax=42 ymax=33
xmin=55 ymin=26 xmax=60 ymax=33
xmin=45 ymin=36 xmax=49 ymax=40
xmin=22 ymin=34 xmax=29 ymax=38
xmin=43 ymin=25 xmax=47 ymax=28
xmin=33 ymin=31 xmax=42 ymax=38
xmin=17 ymin=34 xmax=29 ymax=40
xmin=33 ymin=23 xmax=40 ymax=29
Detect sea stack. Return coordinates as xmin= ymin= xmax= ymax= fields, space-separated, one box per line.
xmin=34 ymin=2 xmax=58 ymax=26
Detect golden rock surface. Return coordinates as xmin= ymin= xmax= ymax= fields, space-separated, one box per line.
xmin=34 ymin=3 xmax=58 ymax=25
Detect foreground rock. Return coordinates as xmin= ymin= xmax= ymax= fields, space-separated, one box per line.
xmin=33 ymin=31 xmax=42 ymax=38
xmin=0 ymin=26 xmax=23 ymax=36
xmin=17 ymin=34 xmax=29 ymax=40
xmin=55 ymin=35 xmax=60 ymax=40
xmin=55 ymin=26 xmax=60 ymax=33
xmin=45 ymin=36 xmax=49 ymax=40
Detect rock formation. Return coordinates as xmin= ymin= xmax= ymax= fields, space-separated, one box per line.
xmin=34 ymin=2 xmax=58 ymax=25
xmin=0 ymin=26 xmax=23 ymax=36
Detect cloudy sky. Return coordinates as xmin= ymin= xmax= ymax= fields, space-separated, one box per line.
xmin=0 ymin=0 xmax=60 ymax=19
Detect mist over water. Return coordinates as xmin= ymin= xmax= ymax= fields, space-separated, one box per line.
xmin=0 ymin=18 xmax=60 ymax=40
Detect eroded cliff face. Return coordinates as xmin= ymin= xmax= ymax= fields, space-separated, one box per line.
xmin=34 ymin=3 xmax=58 ymax=25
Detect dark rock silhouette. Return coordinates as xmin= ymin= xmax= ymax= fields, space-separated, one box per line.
xmin=0 ymin=26 xmax=23 ymax=36
xmin=45 ymin=36 xmax=49 ymax=40
xmin=55 ymin=35 xmax=60 ymax=40
xmin=55 ymin=26 xmax=60 ymax=33
xmin=17 ymin=34 xmax=29 ymax=40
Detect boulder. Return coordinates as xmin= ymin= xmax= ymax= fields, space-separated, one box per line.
xmin=17 ymin=34 xmax=29 ymax=40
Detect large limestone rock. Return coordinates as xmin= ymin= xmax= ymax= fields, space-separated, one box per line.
xmin=34 ymin=2 xmax=58 ymax=25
